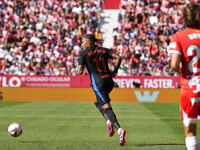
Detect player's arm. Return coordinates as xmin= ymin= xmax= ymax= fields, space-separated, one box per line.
xmin=111 ymin=53 xmax=122 ymax=77
xmin=169 ymin=34 xmax=181 ymax=74
xmin=170 ymin=53 xmax=181 ymax=73
xmin=78 ymin=51 xmax=85 ymax=75
xmin=78 ymin=65 xmax=84 ymax=75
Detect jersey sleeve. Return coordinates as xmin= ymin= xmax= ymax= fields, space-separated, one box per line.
xmin=106 ymin=48 xmax=114 ymax=58
xmin=78 ymin=50 xmax=86 ymax=66
xmin=168 ymin=33 xmax=182 ymax=55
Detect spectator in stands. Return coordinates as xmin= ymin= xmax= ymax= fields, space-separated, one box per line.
xmin=0 ymin=0 xmax=103 ymax=75
xmin=0 ymin=0 xmax=199 ymax=76
xmin=113 ymin=0 xmax=195 ymax=76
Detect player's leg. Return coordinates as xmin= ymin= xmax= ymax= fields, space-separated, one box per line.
xmin=100 ymin=82 xmax=121 ymax=132
xmin=96 ymin=91 xmax=121 ymax=131
xmin=102 ymin=103 xmax=120 ymax=131
xmin=180 ymin=91 xmax=200 ymax=150
xmin=184 ymin=124 xmax=199 ymax=150
xmin=102 ymin=102 xmax=126 ymax=146
xmin=95 ymin=81 xmax=126 ymax=145
xmin=94 ymin=98 xmax=109 ymax=121
xmin=94 ymin=92 xmax=115 ymax=137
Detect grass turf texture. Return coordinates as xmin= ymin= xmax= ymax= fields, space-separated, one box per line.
xmin=0 ymin=101 xmax=190 ymax=150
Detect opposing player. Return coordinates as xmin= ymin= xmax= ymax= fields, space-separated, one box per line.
xmin=78 ymin=34 xmax=126 ymax=146
xmin=169 ymin=2 xmax=200 ymax=150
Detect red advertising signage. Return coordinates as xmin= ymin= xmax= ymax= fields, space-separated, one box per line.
xmin=113 ymin=76 xmax=180 ymax=88
xmin=0 ymin=75 xmax=90 ymax=87
xmin=0 ymin=75 xmax=180 ymax=88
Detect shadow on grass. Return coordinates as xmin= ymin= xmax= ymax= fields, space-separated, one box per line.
xmin=135 ymin=143 xmax=185 ymax=147
xmin=19 ymin=140 xmax=46 ymax=144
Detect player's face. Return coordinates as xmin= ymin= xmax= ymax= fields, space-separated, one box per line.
xmin=81 ymin=38 xmax=90 ymax=50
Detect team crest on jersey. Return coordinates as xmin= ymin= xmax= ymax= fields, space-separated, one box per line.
xmin=169 ymin=42 xmax=177 ymax=49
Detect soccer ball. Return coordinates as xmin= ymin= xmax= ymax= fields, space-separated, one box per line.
xmin=8 ymin=122 xmax=23 ymax=137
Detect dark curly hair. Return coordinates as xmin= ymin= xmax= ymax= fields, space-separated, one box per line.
xmin=82 ymin=34 xmax=97 ymax=45
xmin=182 ymin=2 xmax=200 ymax=29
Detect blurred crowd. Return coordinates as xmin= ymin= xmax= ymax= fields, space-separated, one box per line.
xmin=113 ymin=0 xmax=200 ymax=76
xmin=0 ymin=0 xmax=103 ymax=75
xmin=1 ymin=0 xmax=200 ymax=76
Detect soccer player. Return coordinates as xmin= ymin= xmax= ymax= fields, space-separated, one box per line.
xmin=169 ymin=2 xmax=200 ymax=150
xmin=78 ymin=34 xmax=126 ymax=146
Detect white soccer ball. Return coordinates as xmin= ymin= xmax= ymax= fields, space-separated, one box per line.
xmin=8 ymin=122 xmax=23 ymax=137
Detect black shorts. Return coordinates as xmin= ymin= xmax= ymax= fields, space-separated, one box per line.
xmin=94 ymin=80 xmax=114 ymax=106
xmin=94 ymin=89 xmax=112 ymax=106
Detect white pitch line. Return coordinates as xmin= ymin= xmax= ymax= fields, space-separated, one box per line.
xmin=0 ymin=115 xmax=180 ymax=120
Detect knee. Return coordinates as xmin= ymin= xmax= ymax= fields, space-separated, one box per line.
xmin=102 ymin=103 xmax=111 ymax=110
xmin=185 ymin=123 xmax=197 ymax=137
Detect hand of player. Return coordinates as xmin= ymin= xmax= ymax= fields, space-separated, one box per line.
xmin=110 ymin=71 xmax=117 ymax=77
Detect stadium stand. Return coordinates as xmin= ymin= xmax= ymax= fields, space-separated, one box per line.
xmin=0 ymin=0 xmax=103 ymax=75
xmin=112 ymin=0 xmax=191 ymax=76
xmin=0 ymin=0 xmax=199 ymax=76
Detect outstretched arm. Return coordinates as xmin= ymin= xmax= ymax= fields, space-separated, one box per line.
xmin=78 ymin=65 xmax=84 ymax=75
xmin=111 ymin=53 xmax=122 ymax=77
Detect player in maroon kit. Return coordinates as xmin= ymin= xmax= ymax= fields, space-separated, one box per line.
xmin=169 ymin=2 xmax=200 ymax=150
xmin=78 ymin=34 xmax=126 ymax=146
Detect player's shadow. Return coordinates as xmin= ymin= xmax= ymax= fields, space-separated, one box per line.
xmin=135 ymin=143 xmax=185 ymax=147
xmin=19 ymin=141 xmax=45 ymax=144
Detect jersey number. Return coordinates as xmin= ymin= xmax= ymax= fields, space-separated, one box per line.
xmin=93 ymin=57 xmax=107 ymax=73
xmin=187 ymin=45 xmax=200 ymax=73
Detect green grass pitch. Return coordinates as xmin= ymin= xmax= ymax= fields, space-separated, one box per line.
xmin=0 ymin=101 xmax=192 ymax=150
